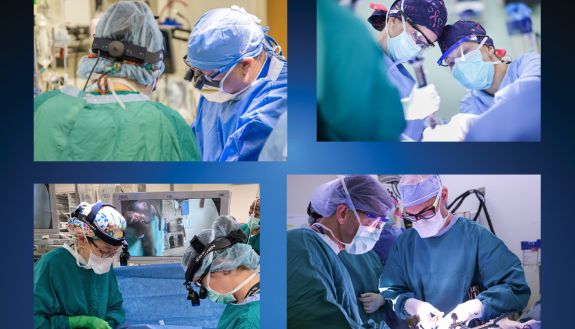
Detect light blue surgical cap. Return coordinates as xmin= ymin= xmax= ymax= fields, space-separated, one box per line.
xmin=186 ymin=6 xmax=267 ymax=71
xmin=310 ymin=175 xmax=394 ymax=221
xmin=398 ymin=175 xmax=442 ymax=207
xmin=78 ymin=0 xmax=165 ymax=86
xmin=181 ymin=216 xmax=259 ymax=278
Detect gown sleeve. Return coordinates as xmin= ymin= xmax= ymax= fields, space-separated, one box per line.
xmin=34 ymin=256 xmax=72 ymax=329
xmin=104 ymin=271 xmax=125 ymax=328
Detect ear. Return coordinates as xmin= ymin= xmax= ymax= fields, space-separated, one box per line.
xmin=441 ymin=187 xmax=449 ymax=206
xmin=239 ymin=58 xmax=254 ymax=75
xmin=335 ymin=204 xmax=348 ymax=224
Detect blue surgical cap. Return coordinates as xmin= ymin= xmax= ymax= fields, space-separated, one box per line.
xmin=181 ymin=216 xmax=259 ymax=278
xmin=398 ymin=175 xmax=442 ymax=207
xmin=310 ymin=175 xmax=394 ymax=221
xmin=186 ymin=6 xmax=267 ymax=71
xmin=78 ymin=1 xmax=165 ymax=86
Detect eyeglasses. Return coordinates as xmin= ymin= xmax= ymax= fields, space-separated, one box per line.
xmin=397 ymin=9 xmax=435 ymax=48
xmin=88 ymin=238 xmax=120 ymax=258
xmin=402 ymin=193 xmax=441 ymax=223
xmin=182 ymin=55 xmax=221 ymax=89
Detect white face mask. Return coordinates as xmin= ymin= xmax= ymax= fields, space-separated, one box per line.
xmin=87 ymin=252 xmax=114 ymax=275
xmin=412 ymin=200 xmax=446 ymax=239
xmin=200 ymin=63 xmax=255 ymax=103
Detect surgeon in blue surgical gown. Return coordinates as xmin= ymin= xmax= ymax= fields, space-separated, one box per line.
xmin=185 ymin=6 xmax=287 ymax=161
xmin=435 ymin=20 xmax=540 ymax=141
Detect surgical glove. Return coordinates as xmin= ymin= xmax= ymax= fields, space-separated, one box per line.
xmin=69 ymin=315 xmax=112 ymax=329
xmin=358 ymin=292 xmax=385 ymax=314
xmin=437 ymin=299 xmax=484 ymax=329
xmin=401 ymin=84 xmax=441 ymax=120
xmin=422 ymin=113 xmax=479 ymax=141
xmin=404 ymin=298 xmax=443 ymax=329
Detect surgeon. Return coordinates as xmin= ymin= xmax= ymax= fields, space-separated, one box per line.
xmin=380 ymin=175 xmax=530 ymax=329
xmin=317 ymin=0 xmax=405 ymax=141
xmin=435 ymin=20 xmax=541 ymax=141
xmin=185 ymin=6 xmax=287 ymax=161
xmin=240 ymin=198 xmax=261 ymax=255
xmin=34 ymin=202 xmax=127 ymax=329
xmin=287 ymin=175 xmax=395 ymax=328
xmin=34 ymin=1 xmax=200 ymax=161
xmin=367 ymin=0 xmax=448 ymax=141
xmin=182 ymin=216 xmax=260 ymax=329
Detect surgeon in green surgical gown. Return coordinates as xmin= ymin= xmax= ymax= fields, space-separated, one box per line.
xmin=182 ymin=216 xmax=260 ymax=329
xmin=317 ymin=0 xmax=405 ymax=141
xmin=240 ymin=198 xmax=261 ymax=255
xmin=34 ymin=1 xmax=200 ymax=161
xmin=287 ymin=175 xmax=395 ymax=329
xmin=380 ymin=175 xmax=530 ymax=329
xmin=34 ymin=202 xmax=127 ymax=329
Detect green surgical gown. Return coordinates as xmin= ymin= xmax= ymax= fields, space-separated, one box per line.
xmin=338 ymin=250 xmax=386 ymax=327
xmin=217 ymin=299 xmax=260 ymax=329
xmin=287 ymin=228 xmax=362 ymax=329
xmin=240 ymin=223 xmax=260 ymax=255
xmin=34 ymin=247 xmax=125 ymax=329
xmin=34 ymin=88 xmax=200 ymax=161
xmin=317 ymin=0 xmax=405 ymax=141
xmin=380 ymin=218 xmax=530 ymax=321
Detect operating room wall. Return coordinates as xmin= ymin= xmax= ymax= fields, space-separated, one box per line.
xmin=353 ymin=0 xmax=541 ymax=119
xmin=287 ymin=175 xmax=541 ymax=307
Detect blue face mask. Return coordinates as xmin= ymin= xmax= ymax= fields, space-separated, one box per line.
xmin=386 ymin=1 xmax=422 ymax=62
xmin=452 ymin=48 xmax=497 ymax=90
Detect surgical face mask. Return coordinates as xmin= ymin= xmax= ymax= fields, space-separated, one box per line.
xmin=199 ymin=60 xmax=260 ymax=103
xmin=412 ymin=197 xmax=447 ymax=238
xmin=87 ymin=251 xmax=114 ymax=274
xmin=386 ymin=1 xmax=422 ymax=62
xmin=206 ymin=271 xmax=258 ymax=304
xmin=452 ymin=39 xmax=499 ymax=90
xmin=248 ymin=216 xmax=260 ymax=230
xmin=345 ymin=224 xmax=383 ymax=255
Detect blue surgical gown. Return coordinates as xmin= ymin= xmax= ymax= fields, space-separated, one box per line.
xmin=193 ymin=54 xmax=287 ymax=161
xmin=382 ymin=53 xmax=427 ymax=141
xmin=287 ymin=228 xmax=362 ymax=329
xmin=380 ymin=217 xmax=530 ymax=321
xmin=460 ymin=53 xmax=541 ymax=115
xmin=462 ymin=53 xmax=540 ymax=141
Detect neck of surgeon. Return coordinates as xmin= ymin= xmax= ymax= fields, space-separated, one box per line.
xmin=485 ymin=58 xmax=509 ymax=96
xmin=234 ymin=269 xmax=260 ymax=303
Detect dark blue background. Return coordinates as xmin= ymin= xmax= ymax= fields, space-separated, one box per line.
xmin=2 ymin=0 xmax=573 ymax=328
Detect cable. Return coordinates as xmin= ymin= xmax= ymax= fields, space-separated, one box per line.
xmin=82 ymin=50 xmax=101 ymax=91
xmin=447 ymin=189 xmax=496 ymax=235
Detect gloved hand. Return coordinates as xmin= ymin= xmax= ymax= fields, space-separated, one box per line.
xmin=404 ymin=298 xmax=443 ymax=329
xmin=422 ymin=113 xmax=479 ymax=141
xmin=69 ymin=315 xmax=112 ymax=329
xmin=437 ymin=299 xmax=484 ymax=329
xmin=401 ymin=84 xmax=441 ymax=120
xmin=358 ymin=292 xmax=385 ymax=314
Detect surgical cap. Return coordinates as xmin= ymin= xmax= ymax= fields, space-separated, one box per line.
xmin=398 ymin=175 xmax=442 ymax=207
xmin=186 ymin=6 xmax=267 ymax=71
xmin=67 ymin=202 xmax=127 ymax=241
xmin=78 ymin=0 xmax=165 ymax=86
xmin=389 ymin=0 xmax=448 ymax=38
xmin=439 ymin=20 xmax=494 ymax=54
xmin=181 ymin=216 xmax=259 ymax=279
xmin=309 ymin=175 xmax=394 ymax=221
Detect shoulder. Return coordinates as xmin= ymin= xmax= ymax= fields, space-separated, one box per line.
xmin=35 ymin=248 xmax=73 ymax=273
xmin=512 ymin=53 xmax=541 ymax=77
